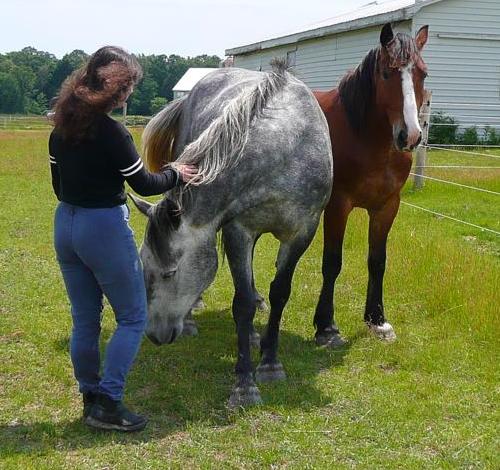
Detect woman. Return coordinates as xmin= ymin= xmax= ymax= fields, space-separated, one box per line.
xmin=49 ymin=46 xmax=197 ymax=432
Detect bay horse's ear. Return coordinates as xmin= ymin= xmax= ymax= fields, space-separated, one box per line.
xmin=128 ymin=193 xmax=153 ymax=217
xmin=415 ymin=25 xmax=429 ymax=50
xmin=380 ymin=23 xmax=394 ymax=48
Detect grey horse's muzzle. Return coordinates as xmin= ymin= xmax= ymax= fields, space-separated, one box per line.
xmin=146 ymin=324 xmax=181 ymax=345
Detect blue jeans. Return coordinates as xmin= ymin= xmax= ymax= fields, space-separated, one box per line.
xmin=54 ymin=202 xmax=147 ymax=401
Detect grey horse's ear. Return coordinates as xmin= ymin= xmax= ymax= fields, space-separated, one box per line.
xmin=128 ymin=193 xmax=153 ymax=216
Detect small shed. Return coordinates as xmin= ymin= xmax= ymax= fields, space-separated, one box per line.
xmin=172 ymin=68 xmax=218 ymax=100
xmin=225 ymin=0 xmax=500 ymax=130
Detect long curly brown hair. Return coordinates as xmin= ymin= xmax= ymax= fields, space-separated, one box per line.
xmin=51 ymin=46 xmax=143 ymax=142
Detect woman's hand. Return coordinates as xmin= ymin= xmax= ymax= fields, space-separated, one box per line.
xmin=175 ymin=164 xmax=198 ymax=183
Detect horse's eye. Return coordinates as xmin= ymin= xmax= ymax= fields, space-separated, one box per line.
xmin=161 ymin=270 xmax=176 ymax=280
xmin=382 ymin=70 xmax=389 ymax=80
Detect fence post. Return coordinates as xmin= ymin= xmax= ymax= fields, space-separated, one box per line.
xmin=122 ymin=102 xmax=128 ymax=126
xmin=414 ymin=90 xmax=432 ymax=190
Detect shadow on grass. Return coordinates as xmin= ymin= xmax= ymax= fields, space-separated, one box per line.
xmin=1 ymin=307 xmax=357 ymax=457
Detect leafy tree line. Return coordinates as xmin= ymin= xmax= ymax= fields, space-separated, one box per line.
xmin=0 ymin=47 xmax=221 ymax=116
xmin=429 ymin=111 xmax=500 ymax=145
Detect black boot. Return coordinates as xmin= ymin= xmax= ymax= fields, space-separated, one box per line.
xmin=82 ymin=391 xmax=98 ymax=419
xmin=85 ymin=393 xmax=148 ymax=432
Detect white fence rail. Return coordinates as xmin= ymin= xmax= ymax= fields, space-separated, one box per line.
xmin=409 ymin=98 xmax=499 ymax=237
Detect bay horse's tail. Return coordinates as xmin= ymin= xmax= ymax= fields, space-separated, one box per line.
xmin=142 ymin=59 xmax=289 ymax=185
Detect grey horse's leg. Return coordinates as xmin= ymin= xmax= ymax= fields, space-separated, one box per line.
xmin=183 ymin=234 xmax=266 ymax=344
xmin=256 ymin=227 xmax=317 ymax=383
xmin=313 ymin=198 xmax=352 ymax=348
xmin=181 ymin=298 xmax=204 ymax=337
xmin=223 ymin=224 xmax=262 ymax=408
xmin=192 ymin=297 xmax=206 ymax=310
xmin=249 ymin=234 xmax=266 ymax=348
xmin=251 ymin=235 xmax=268 ymax=312
xmin=181 ymin=309 xmax=199 ymax=336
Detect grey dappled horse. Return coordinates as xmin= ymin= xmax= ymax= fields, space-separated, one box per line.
xmin=130 ymin=64 xmax=333 ymax=407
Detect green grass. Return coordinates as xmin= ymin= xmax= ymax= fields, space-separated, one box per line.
xmin=0 ymin=130 xmax=499 ymax=469
xmin=0 ymin=115 xmax=52 ymax=131
xmin=0 ymin=115 xmax=148 ymax=131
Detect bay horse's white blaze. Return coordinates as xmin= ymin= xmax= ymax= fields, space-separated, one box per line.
xmin=401 ymin=64 xmax=422 ymax=148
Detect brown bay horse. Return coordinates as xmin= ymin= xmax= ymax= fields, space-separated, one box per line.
xmin=313 ymin=23 xmax=429 ymax=347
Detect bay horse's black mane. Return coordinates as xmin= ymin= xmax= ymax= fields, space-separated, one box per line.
xmin=338 ymin=47 xmax=379 ymax=134
xmin=338 ymin=32 xmax=418 ymax=134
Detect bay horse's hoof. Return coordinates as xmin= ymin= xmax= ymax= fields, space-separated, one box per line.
xmin=368 ymin=322 xmax=396 ymax=342
xmin=315 ymin=326 xmax=348 ymax=348
xmin=255 ymin=362 xmax=286 ymax=383
xmin=227 ymin=380 xmax=262 ymax=408
xmin=249 ymin=330 xmax=261 ymax=349
xmin=182 ymin=314 xmax=199 ymax=337
xmin=256 ymin=298 xmax=269 ymax=311
xmin=192 ymin=298 xmax=206 ymax=310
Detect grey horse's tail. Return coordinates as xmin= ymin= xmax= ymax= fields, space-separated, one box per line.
xmin=142 ymin=96 xmax=186 ymax=173
xmin=142 ymin=60 xmax=289 ymax=185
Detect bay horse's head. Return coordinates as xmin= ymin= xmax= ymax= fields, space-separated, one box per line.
xmin=129 ymin=194 xmax=218 ymax=346
xmin=377 ymin=23 xmax=429 ymax=151
xmin=339 ymin=23 xmax=429 ymax=151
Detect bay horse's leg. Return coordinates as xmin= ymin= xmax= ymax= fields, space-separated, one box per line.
xmin=365 ymin=196 xmax=400 ymax=341
xmin=256 ymin=227 xmax=316 ymax=383
xmin=313 ymin=198 xmax=352 ymax=348
xmin=223 ymin=224 xmax=262 ymax=407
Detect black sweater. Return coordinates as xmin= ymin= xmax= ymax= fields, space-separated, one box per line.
xmin=49 ymin=114 xmax=178 ymax=207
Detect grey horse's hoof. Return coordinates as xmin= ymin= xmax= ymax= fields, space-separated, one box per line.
xmin=182 ymin=314 xmax=199 ymax=337
xmin=255 ymin=362 xmax=286 ymax=383
xmin=227 ymin=380 xmax=262 ymax=408
xmin=192 ymin=298 xmax=206 ymax=310
xmin=315 ymin=326 xmax=348 ymax=348
xmin=250 ymin=330 xmax=261 ymax=349
xmin=256 ymin=298 xmax=269 ymax=311
xmin=368 ymin=322 xmax=396 ymax=342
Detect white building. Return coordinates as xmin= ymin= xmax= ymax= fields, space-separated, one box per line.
xmin=225 ymin=0 xmax=500 ymax=129
xmin=172 ymin=68 xmax=218 ymax=100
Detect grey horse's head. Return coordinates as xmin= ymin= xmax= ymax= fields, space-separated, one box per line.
xmin=130 ymin=194 xmax=218 ymax=345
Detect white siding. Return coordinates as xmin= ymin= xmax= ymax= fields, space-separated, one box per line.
xmin=234 ymin=21 xmax=412 ymax=90
xmin=232 ymin=0 xmax=500 ymax=132
xmin=413 ymin=0 xmax=500 ymax=131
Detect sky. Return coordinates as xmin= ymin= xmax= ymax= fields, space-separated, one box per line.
xmin=1 ymin=0 xmax=370 ymax=58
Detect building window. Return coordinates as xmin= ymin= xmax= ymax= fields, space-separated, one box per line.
xmin=286 ymin=50 xmax=296 ymax=68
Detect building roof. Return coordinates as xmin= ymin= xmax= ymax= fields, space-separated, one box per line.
xmin=225 ymin=0 xmax=443 ymax=56
xmin=172 ymin=68 xmax=217 ymax=92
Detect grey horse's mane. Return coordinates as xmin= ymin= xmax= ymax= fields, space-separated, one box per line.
xmin=142 ymin=59 xmax=290 ymax=187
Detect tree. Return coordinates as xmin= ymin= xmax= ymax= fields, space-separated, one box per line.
xmin=0 ymin=73 xmax=22 ymax=113
xmin=150 ymin=96 xmax=168 ymax=114
xmin=0 ymin=47 xmax=221 ymax=116
xmin=128 ymin=75 xmax=158 ymax=115
xmin=47 ymin=49 xmax=88 ymax=100
xmin=26 ymin=92 xmax=49 ymax=115
xmin=5 ymin=47 xmax=58 ymax=112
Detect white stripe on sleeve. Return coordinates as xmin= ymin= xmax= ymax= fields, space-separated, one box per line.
xmin=119 ymin=159 xmax=142 ymax=174
xmin=122 ymin=161 xmax=144 ymax=177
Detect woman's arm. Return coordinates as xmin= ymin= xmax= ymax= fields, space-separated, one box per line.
xmin=110 ymin=127 xmax=180 ymax=196
xmin=48 ymin=132 xmax=60 ymax=198
xmin=121 ymin=159 xmax=179 ymax=196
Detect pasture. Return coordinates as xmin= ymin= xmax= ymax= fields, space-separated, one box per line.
xmin=0 ymin=129 xmax=499 ymax=468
